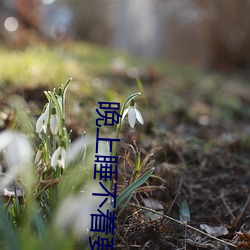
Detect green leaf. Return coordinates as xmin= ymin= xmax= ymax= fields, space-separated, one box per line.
xmin=116 ymin=192 xmax=134 ymax=218
xmin=0 ymin=208 xmax=21 ymax=250
xmin=116 ymin=167 xmax=154 ymax=208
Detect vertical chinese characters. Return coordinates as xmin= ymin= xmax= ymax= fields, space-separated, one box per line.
xmin=89 ymin=102 xmax=121 ymax=249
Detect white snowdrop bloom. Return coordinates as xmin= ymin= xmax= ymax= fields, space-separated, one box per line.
xmin=0 ymin=130 xmax=33 ymax=190
xmin=50 ymin=106 xmax=59 ymax=135
xmin=51 ymin=145 xmax=67 ymax=169
xmin=36 ymin=103 xmax=50 ymax=133
xmin=54 ymin=183 xmax=105 ymax=240
xmin=122 ymin=99 xmax=144 ymax=128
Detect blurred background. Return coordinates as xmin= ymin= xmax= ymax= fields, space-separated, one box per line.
xmin=1 ymin=0 xmax=250 ymax=73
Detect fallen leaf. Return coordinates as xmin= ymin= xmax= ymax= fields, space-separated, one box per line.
xmin=237 ymin=231 xmax=250 ymax=248
xmin=142 ymin=198 xmax=163 ymax=211
xmin=200 ymin=224 xmax=229 ymax=237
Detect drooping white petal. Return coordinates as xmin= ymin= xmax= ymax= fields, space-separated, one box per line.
xmin=50 ymin=114 xmax=59 ymax=135
xmin=36 ymin=104 xmax=50 ymax=134
xmin=0 ymin=130 xmax=14 ymax=151
xmin=51 ymin=147 xmax=61 ymax=168
xmin=55 ymin=183 xmax=104 ymax=240
xmin=0 ymin=130 xmax=33 ymax=191
xmin=41 ymin=121 xmax=48 ymax=133
xmin=51 ymin=146 xmax=67 ymax=169
xmin=135 ymin=109 xmax=144 ymax=125
xmin=122 ymin=107 xmax=129 ymax=120
xmin=36 ymin=113 xmax=45 ymax=133
xmin=59 ymin=148 xmax=67 ymax=169
xmin=128 ymin=107 xmax=136 ymax=128
xmin=5 ymin=133 xmax=32 ymax=170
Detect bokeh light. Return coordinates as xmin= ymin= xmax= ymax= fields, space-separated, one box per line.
xmin=4 ymin=17 xmax=19 ymax=32
xmin=41 ymin=0 xmax=55 ymax=5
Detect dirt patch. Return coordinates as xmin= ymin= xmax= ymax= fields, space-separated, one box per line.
xmin=2 ymin=74 xmax=250 ymax=249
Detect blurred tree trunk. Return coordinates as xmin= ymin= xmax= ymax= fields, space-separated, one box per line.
xmin=204 ymin=0 xmax=250 ymax=71
xmin=15 ymin=0 xmax=42 ymax=45
xmin=0 ymin=0 xmax=42 ymax=46
xmin=16 ymin=0 xmax=41 ymax=31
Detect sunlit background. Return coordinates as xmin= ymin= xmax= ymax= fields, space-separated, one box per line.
xmin=1 ymin=0 xmax=250 ymax=73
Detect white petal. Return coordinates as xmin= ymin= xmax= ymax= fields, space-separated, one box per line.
xmin=135 ymin=109 xmax=144 ymax=125
xmin=55 ymin=183 xmax=104 ymax=240
xmin=122 ymin=107 xmax=129 ymax=120
xmin=0 ymin=130 xmax=13 ymax=151
xmin=50 ymin=114 xmax=59 ymax=135
xmin=58 ymin=159 xmax=65 ymax=169
xmin=41 ymin=122 xmax=47 ymax=133
xmin=36 ymin=113 xmax=45 ymax=133
xmin=6 ymin=133 xmax=32 ymax=170
xmin=51 ymin=147 xmax=61 ymax=168
xmin=0 ymin=131 xmax=33 ymax=191
xmin=60 ymin=148 xmax=67 ymax=169
xmin=128 ymin=107 xmax=136 ymax=128
xmin=37 ymin=104 xmax=50 ymax=133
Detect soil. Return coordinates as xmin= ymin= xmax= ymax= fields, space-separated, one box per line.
xmin=1 ymin=70 xmax=250 ymax=250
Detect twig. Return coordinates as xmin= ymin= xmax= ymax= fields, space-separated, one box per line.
xmin=184 ymin=221 xmax=187 ymax=250
xmin=233 ymin=192 xmax=250 ymax=227
xmin=166 ymin=178 xmax=183 ymax=215
xmin=129 ymin=203 xmax=237 ymax=249
xmin=221 ymin=190 xmax=236 ymax=221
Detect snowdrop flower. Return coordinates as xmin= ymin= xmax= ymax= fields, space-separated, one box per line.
xmin=36 ymin=103 xmax=50 ymax=133
xmin=51 ymin=142 xmax=67 ymax=169
xmin=122 ymin=99 xmax=144 ymax=128
xmin=0 ymin=130 xmax=33 ymax=190
xmin=50 ymin=106 xmax=59 ymax=135
xmin=55 ymin=183 xmax=105 ymax=240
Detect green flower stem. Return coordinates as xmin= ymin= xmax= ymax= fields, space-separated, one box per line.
xmin=48 ymin=91 xmax=63 ymax=136
xmin=63 ymin=127 xmax=70 ymax=150
xmin=61 ymin=78 xmax=72 ymax=126
xmin=52 ymin=134 xmax=56 ymax=152
xmin=43 ymin=93 xmax=53 ymax=164
xmin=108 ymin=92 xmax=142 ymax=199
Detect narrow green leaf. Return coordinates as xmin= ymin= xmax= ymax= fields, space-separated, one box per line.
xmin=116 ymin=167 xmax=154 ymax=208
xmin=62 ymin=78 xmax=72 ymax=97
xmin=32 ymin=210 xmax=45 ymax=237
xmin=135 ymin=152 xmax=141 ymax=173
xmin=116 ymin=192 xmax=134 ymax=218
xmin=0 ymin=208 xmax=21 ymax=250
